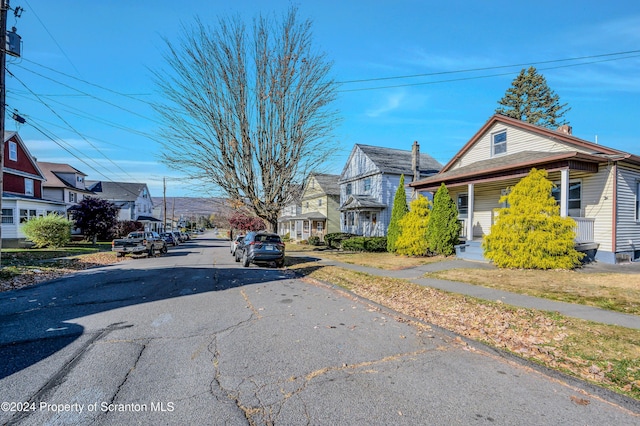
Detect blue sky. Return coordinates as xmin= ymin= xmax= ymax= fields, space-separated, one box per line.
xmin=6 ymin=0 xmax=640 ymax=198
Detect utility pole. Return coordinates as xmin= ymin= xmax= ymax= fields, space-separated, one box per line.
xmin=163 ymin=177 xmax=167 ymax=232
xmin=0 ymin=0 xmax=9 ymax=265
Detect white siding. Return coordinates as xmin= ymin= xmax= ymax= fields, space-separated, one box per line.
xmin=453 ymin=123 xmax=598 ymax=169
xmin=616 ymin=165 xmax=640 ymax=254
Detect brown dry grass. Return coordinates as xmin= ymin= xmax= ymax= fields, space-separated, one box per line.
xmin=288 ymin=260 xmax=640 ymax=400
xmin=426 ymin=268 xmax=640 ymax=315
xmin=286 ymin=244 xmax=446 ymax=270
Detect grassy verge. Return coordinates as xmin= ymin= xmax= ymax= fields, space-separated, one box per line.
xmin=286 ymin=243 xmax=448 ymax=270
xmin=425 ymin=268 xmax=640 ymax=316
xmin=287 ymin=258 xmax=640 ymax=400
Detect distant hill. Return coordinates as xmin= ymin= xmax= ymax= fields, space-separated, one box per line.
xmin=152 ymin=197 xmax=229 ymax=218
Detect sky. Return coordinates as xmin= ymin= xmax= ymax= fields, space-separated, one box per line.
xmin=5 ymin=0 xmax=640 ymax=198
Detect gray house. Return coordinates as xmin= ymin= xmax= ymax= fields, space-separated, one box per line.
xmin=339 ymin=142 xmax=442 ymax=236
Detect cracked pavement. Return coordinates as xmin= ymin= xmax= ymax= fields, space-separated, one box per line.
xmin=0 ymin=233 xmax=638 ymax=425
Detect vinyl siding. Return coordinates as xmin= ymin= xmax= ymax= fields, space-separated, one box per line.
xmin=453 ymin=123 xmax=597 ymax=169
xmin=615 ymin=164 xmax=640 ymax=253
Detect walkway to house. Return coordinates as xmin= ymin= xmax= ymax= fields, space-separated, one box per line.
xmin=287 ymin=254 xmax=640 ymax=330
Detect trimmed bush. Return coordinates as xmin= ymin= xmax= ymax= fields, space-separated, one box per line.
xmin=426 ymin=183 xmax=461 ymax=256
xmin=324 ymin=232 xmax=357 ymax=249
xmin=395 ymin=195 xmax=432 ymax=256
xmin=482 ymin=168 xmax=584 ymax=269
xmin=22 ymin=214 xmax=73 ymax=248
xmin=308 ymin=235 xmax=322 ymax=246
xmin=387 ymin=174 xmax=409 ymax=252
xmin=342 ymin=236 xmax=387 ymax=252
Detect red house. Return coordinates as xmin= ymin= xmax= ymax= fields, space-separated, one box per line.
xmin=2 ymin=132 xmax=67 ymax=247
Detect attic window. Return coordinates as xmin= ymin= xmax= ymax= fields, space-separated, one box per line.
xmin=492 ymin=131 xmax=507 ymax=156
xmin=8 ymin=141 xmax=17 ymax=161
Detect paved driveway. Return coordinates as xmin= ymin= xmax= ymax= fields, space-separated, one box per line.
xmin=0 ymin=235 xmax=637 ymax=425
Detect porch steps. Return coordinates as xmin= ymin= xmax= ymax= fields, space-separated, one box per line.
xmin=455 ymin=240 xmax=487 ymax=262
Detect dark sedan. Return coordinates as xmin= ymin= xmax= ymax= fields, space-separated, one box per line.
xmin=235 ymin=231 xmax=285 ymax=268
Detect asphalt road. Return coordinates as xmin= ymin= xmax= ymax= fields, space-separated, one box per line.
xmin=0 ymin=233 xmax=638 ymax=425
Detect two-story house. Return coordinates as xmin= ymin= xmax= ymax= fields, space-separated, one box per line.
xmin=38 ymin=162 xmax=93 ymax=209
xmin=2 ymin=132 xmax=67 ymax=247
xmin=86 ymin=181 xmax=161 ymax=232
xmin=278 ymin=174 xmax=341 ymax=241
xmin=339 ymin=142 xmax=442 ymax=236
xmin=409 ymin=114 xmax=640 ymax=264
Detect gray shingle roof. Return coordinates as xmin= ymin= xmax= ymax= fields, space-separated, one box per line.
xmin=309 ymin=173 xmax=340 ymax=196
xmin=355 ymin=144 xmax=442 ymax=176
xmin=86 ymin=181 xmax=149 ymax=202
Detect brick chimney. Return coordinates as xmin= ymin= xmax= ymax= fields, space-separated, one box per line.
xmin=557 ymin=124 xmax=572 ymax=135
xmin=411 ymin=140 xmax=420 ymax=183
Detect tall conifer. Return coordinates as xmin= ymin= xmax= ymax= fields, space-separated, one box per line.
xmin=387 ymin=174 xmax=409 ymax=252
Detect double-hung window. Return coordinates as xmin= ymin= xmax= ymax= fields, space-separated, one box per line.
xmin=552 ymin=180 xmax=582 ymax=214
xmin=8 ymin=141 xmax=17 ymax=161
xmin=24 ymin=178 xmax=34 ymax=196
xmin=492 ymin=131 xmax=507 ymax=156
xmin=2 ymin=208 xmax=14 ymax=224
xmin=457 ymin=194 xmax=468 ymax=217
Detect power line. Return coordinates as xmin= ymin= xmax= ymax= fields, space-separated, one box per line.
xmin=338 ymin=53 xmax=640 ymax=93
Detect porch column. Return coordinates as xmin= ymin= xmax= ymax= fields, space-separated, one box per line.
xmin=467 ymin=183 xmax=475 ymax=241
xmin=560 ymin=169 xmax=569 ymax=217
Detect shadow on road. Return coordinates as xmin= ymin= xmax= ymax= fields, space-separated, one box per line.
xmin=0 ymin=236 xmax=323 ymax=379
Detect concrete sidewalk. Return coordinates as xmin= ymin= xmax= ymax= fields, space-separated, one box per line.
xmin=288 ymin=253 xmax=640 ymax=330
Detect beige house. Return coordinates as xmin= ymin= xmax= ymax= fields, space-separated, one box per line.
xmin=410 ymin=114 xmax=640 ymax=264
xmin=279 ymin=174 xmax=340 ymax=241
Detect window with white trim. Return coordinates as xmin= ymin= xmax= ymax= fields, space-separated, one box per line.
xmin=8 ymin=141 xmax=17 ymax=161
xmin=2 ymin=208 xmax=14 ymax=224
xmin=457 ymin=194 xmax=468 ymax=217
xmin=24 ymin=178 xmax=34 ymax=196
xmin=346 ymin=183 xmax=352 ymax=196
xmin=364 ymin=178 xmax=371 ymax=193
xmin=492 ymin=131 xmax=507 ymax=156
xmin=552 ymin=180 xmax=582 ymax=213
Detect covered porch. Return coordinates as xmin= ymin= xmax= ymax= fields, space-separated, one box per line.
xmin=339 ymin=195 xmax=386 ymax=237
xmin=278 ymin=212 xmax=328 ymax=242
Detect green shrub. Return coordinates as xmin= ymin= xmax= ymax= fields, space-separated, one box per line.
xmin=387 ymin=174 xmax=409 ymax=252
xmin=426 ymin=183 xmax=461 ymax=256
xmin=324 ymin=232 xmax=357 ymax=249
xmin=22 ymin=214 xmax=73 ymax=248
xmin=308 ymin=235 xmax=322 ymax=246
xmin=342 ymin=236 xmax=387 ymax=252
xmin=282 ymin=232 xmax=291 ymax=242
xmin=482 ymin=168 xmax=584 ymax=269
xmin=396 ymin=195 xmax=432 ymax=256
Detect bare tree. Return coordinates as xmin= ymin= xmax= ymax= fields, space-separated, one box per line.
xmin=152 ymin=7 xmax=339 ymax=231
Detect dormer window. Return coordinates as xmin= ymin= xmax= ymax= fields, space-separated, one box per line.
xmin=492 ymin=131 xmax=507 ymax=156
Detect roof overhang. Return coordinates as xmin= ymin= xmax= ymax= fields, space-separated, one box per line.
xmin=409 ymin=150 xmax=606 ymax=192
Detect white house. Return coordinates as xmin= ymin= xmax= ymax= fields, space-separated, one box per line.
xmin=410 ymin=114 xmax=640 ymax=264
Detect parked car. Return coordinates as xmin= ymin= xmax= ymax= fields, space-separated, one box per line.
xmin=171 ymin=231 xmax=182 ymax=244
xmin=235 ymin=231 xmax=285 ymax=268
xmin=112 ymin=231 xmax=167 ymax=258
xmin=161 ymin=232 xmax=179 ymax=246
xmin=230 ymin=234 xmax=244 ymax=256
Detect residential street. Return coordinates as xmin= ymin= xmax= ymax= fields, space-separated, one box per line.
xmin=0 ymin=234 xmax=638 ymax=425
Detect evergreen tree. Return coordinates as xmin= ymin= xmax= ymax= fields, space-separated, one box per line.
xmin=425 ymin=183 xmax=461 ymax=256
xmin=395 ymin=195 xmax=432 ymax=256
xmin=482 ymin=168 xmax=584 ymax=269
xmin=496 ymin=66 xmax=570 ymax=129
xmin=386 ymin=174 xmax=409 ymax=252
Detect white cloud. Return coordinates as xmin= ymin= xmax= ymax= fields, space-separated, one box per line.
xmin=365 ymin=91 xmax=405 ymax=118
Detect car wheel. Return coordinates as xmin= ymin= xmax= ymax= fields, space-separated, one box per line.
xmin=275 ymin=260 xmax=284 ymax=268
xmin=234 ymin=250 xmax=241 ymax=262
xmin=148 ymin=247 xmax=155 ymax=257
xmin=242 ymin=252 xmax=250 ymax=267
xmin=161 ymin=244 xmax=168 ymax=254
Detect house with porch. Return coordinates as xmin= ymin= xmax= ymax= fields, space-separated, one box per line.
xmin=409 ymin=114 xmax=640 ymax=264
xmin=278 ymin=174 xmax=341 ymax=241
xmin=340 ymin=142 xmax=442 ymax=236
xmin=2 ymin=132 xmax=67 ymax=247
xmin=86 ymin=180 xmax=162 ymax=232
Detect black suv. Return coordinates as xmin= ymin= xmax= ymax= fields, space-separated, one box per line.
xmin=235 ymin=231 xmax=285 ymax=268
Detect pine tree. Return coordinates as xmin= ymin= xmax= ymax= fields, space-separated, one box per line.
xmin=426 ymin=183 xmax=461 ymax=256
xmin=386 ymin=174 xmax=409 ymax=252
xmin=496 ymin=66 xmax=570 ymax=129
xmin=482 ymin=168 xmax=584 ymax=269
xmin=395 ymin=195 xmax=432 ymax=256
